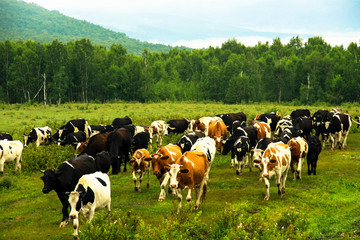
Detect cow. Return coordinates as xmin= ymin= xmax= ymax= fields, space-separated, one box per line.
xmin=290 ymin=109 xmax=311 ymax=121
xmin=231 ymin=120 xmax=247 ymax=134
xmin=23 ymin=126 xmax=52 ymax=147
xmin=144 ymin=144 xmax=182 ymax=201
xmin=68 ymin=172 xmax=111 ymax=237
xmin=232 ymin=136 xmax=252 ymax=175
xmin=190 ymin=137 xmax=216 ymax=177
xmin=256 ymin=112 xmax=281 ymax=132
xmin=248 ymin=120 xmax=271 ymax=140
xmin=77 ymin=132 xmax=110 ymax=157
xmin=176 ymin=133 xmax=199 ymax=153
xmin=148 ymin=120 xmax=169 ymax=151
xmin=166 ymin=151 xmax=209 ymax=214
xmin=274 ymin=118 xmax=292 ymax=137
xmin=0 ymin=140 xmax=23 ymax=174
xmin=191 ymin=116 xmax=222 ymax=136
xmin=89 ymin=125 xmax=111 ymax=136
xmin=130 ymin=149 xmax=151 ymax=192
xmin=131 ymin=131 xmax=150 ymax=153
xmin=305 ymin=134 xmax=322 ymax=175
xmin=292 ymin=116 xmax=313 ymax=137
xmin=222 ymin=126 xmax=257 ymax=168
xmin=331 ymin=107 xmax=343 ymax=114
xmin=253 ymin=142 xmax=291 ymax=200
xmin=287 ymin=137 xmax=308 ymax=180
xmin=111 ymin=116 xmax=132 ymax=129
xmin=326 ymin=113 xmax=351 ymax=150
xmin=252 ymin=137 xmax=273 ymax=180
xmin=134 ymin=126 xmax=149 ymax=136
xmin=167 ymin=118 xmax=190 ymax=134
xmin=40 ymin=152 xmax=110 ymax=227
xmin=208 ymin=119 xmax=227 ymax=152
xmin=58 ymin=119 xmax=90 ymax=144
xmin=59 ymin=131 xmax=87 ymax=148
xmin=106 ymin=128 xmax=132 ymax=174
xmin=273 ymin=127 xmax=297 ymax=144
xmin=312 ymin=110 xmax=330 ymax=144
xmin=0 ymin=133 xmax=12 ymax=141
xmin=217 ymin=112 xmax=247 ymax=132
xmin=122 ymin=124 xmax=136 ymax=137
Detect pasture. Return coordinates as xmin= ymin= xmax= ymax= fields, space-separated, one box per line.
xmin=0 ymin=102 xmax=359 ymax=239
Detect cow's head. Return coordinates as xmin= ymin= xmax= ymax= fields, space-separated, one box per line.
xmin=145 ymin=153 xmax=170 ymax=178
xmin=252 ymin=149 xmax=264 ymax=170
xmin=68 ymin=190 xmax=83 ymax=221
xmin=23 ymin=134 xmax=29 ymax=147
xmin=130 ymin=150 xmax=150 ymax=173
xmin=177 ymin=136 xmax=192 ymax=153
xmin=260 ymin=153 xmax=278 ymax=178
xmin=40 ymin=169 xmax=57 ymax=194
xmin=166 ymin=164 xmax=188 ymax=189
xmin=221 ymin=139 xmax=232 ymax=155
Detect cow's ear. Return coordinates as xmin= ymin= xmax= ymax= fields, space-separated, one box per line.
xmin=129 ymin=157 xmax=135 ymax=163
xmin=253 ymin=159 xmax=261 ymax=164
xmin=164 ymin=165 xmax=171 ymax=172
xmin=270 ymin=159 xmax=277 ymax=164
xmin=160 ymin=155 xmax=170 ymax=161
xmin=144 ymin=157 xmax=152 ymax=162
xmin=180 ymin=169 xmax=189 ymax=174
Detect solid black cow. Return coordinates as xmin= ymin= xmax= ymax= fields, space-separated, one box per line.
xmin=0 ymin=133 xmax=13 ymax=140
xmin=58 ymin=118 xmax=90 ymax=144
xmin=111 ymin=116 xmax=132 ymax=129
xmin=290 ymin=109 xmax=311 ymax=121
xmin=40 ymin=152 xmax=110 ymax=227
xmin=106 ymin=128 xmax=132 ymax=174
xmin=131 ymin=131 xmax=150 ymax=153
xmin=167 ymin=118 xmax=189 ymax=134
xmin=60 ymin=131 xmax=87 ymax=148
xmin=217 ymin=112 xmax=247 ymax=132
xmin=256 ymin=112 xmax=281 ymax=131
xmin=305 ymin=134 xmax=322 ymax=175
xmin=122 ymin=124 xmax=136 ymax=137
xmin=176 ymin=133 xmax=199 ymax=153
xmin=293 ymin=116 xmax=313 ymax=137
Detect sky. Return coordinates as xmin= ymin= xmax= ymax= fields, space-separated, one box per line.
xmin=23 ymin=0 xmax=360 ymax=49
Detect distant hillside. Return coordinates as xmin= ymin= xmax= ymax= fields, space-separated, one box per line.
xmin=0 ymin=0 xmax=187 ymax=54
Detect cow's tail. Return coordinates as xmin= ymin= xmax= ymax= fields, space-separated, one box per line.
xmin=351 ymin=118 xmax=360 ymax=126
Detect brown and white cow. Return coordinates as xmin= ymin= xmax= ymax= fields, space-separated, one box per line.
xmin=248 ymin=120 xmax=271 ymax=140
xmin=287 ymin=137 xmax=308 ymax=181
xmin=191 ymin=116 xmax=222 ymax=136
xmin=130 ymin=149 xmax=151 ymax=192
xmin=208 ymin=119 xmax=227 ymax=152
xmin=145 ymin=144 xmax=182 ymax=201
xmin=148 ymin=120 xmax=168 ymax=151
xmin=253 ymin=142 xmax=291 ymax=200
xmin=167 ymin=151 xmax=209 ymax=214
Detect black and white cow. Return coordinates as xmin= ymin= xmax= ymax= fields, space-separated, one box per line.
xmin=167 ymin=118 xmax=190 ymax=134
xmin=0 ymin=133 xmax=13 ymax=141
xmin=40 ymin=152 xmax=110 ymax=227
xmin=273 ymin=126 xmax=299 ymax=144
xmin=232 ymin=136 xmax=252 ymax=175
xmin=68 ymin=171 xmax=111 ymax=237
xmin=222 ymin=126 xmax=257 ymax=168
xmin=274 ymin=118 xmax=292 ymax=137
xmin=305 ymin=134 xmax=322 ymax=175
xmin=59 ymin=131 xmax=87 ymax=148
xmin=217 ymin=112 xmax=247 ymax=132
xmin=58 ymin=119 xmax=90 ymax=144
xmin=312 ymin=110 xmax=330 ymax=142
xmin=131 ymin=131 xmax=150 ymax=153
xmin=24 ymin=126 xmax=52 ymax=147
xmin=111 ymin=116 xmax=132 ymax=129
xmin=256 ymin=112 xmax=281 ymax=132
xmin=106 ymin=128 xmax=132 ymax=174
xmin=290 ymin=109 xmax=311 ymax=121
xmin=0 ymin=140 xmax=23 ymax=174
xmin=292 ymin=116 xmax=313 ymax=137
xmin=326 ymin=113 xmax=351 ymax=150
xmin=177 ymin=133 xmax=199 ymax=153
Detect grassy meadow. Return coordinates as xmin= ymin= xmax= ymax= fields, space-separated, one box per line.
xmin=0 ymin=102 xmax=360 ymax=239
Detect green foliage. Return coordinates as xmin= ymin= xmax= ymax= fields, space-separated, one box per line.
xmin=0 ymin=177 xmax=12 ymax=190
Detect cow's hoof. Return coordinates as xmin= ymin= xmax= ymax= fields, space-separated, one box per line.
xmin=158 ymin=198 xmax=165 ymax=202
xmin=194 ymin=205 xmax=199 ymax=210
xmin=59 ymin=219 xmax=69 ymax=228
xmin=147 ymin=183 xmax=150 ymax=188
xmin=264 ymin=196 xmax=269 ymax=201
xmin=138 ymin=188 xmax=142 ymax=192
xmin=236 ymin=170 xmax=241 ymax=175
xmin=134 ymin=187 xmax=138 ymax=192
xmin=281 ymin=188 xmax=286 ymax=194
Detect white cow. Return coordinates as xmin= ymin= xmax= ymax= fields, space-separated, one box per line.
xmin=0 ymin=140 xmax=23 ymax=174
xmin=68 ymin=172 xmax=111 ymax=237
xmin=148 ymin=120 xmax=168 ymax=150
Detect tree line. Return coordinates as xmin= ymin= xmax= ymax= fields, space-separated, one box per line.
xmin=0 ymin=37 xmax=359 ymax=104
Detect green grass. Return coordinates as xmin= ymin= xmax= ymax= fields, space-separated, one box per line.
xmin=0 ymin=102 xmax=359 ymax=239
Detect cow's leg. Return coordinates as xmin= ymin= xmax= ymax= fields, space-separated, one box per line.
xmin=57 ymin=192 xmax=70 ymax=227
xmin=236 ymin=156 xmax=242 ymax=175
xmin=195 ymin=178 xmax=207 ymax=210
xmin=342 ymin=131 xmax=349 ymax=149
xmin=176 ymin=189 xmax=183 ymax=214
xmin=149 ymin=137 xmax=153 ymax=151
xmin=247 ymin=154 xmax=252 ymax=172
xmin=307 ymin=158 xmax=311 ymax=175
xmin=0 ymin=159 xmax=5 ymax=174
xmin=132 ymin=170 xmax=138 ymax=191
xmin=281 ymin=168 xmax=289 ymax=195
xmin=297 ymin=158 xmax=303 ymax=180
xmin=88 ymin=207 xmax=96 ymax=222
xmin=146 ymin=168 xmax=150 ymax=188
xmin=264 ymin=177 xmax=270 ymax=200
xmin=159 ymin=173 xmax=170 ymax=201
xmin=159 ymin=135 xmax=163 ymax=147
xmin=276 ymin=170 xmax=282 ymax=196
xmin=73 ymin=218 xmax=79 ymax=236
xmin=138 ymin=172 xmax=143 ymax=192
xmin=290 ymin=161 xmax=296 ymax=180
xmin=123 ymin=153 xmax=129 ymax=172
xmin=111 ymin=157 xmax=119 ymax=175
xmin=230 ymin=150 xmax=235 ymax=168
xmin=15 ymin=156 xmax=22 ymax=174
xmin=186 ymin=186 xmax=193 ymax=202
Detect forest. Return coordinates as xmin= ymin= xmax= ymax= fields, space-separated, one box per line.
xmin=0 ymin=36 xmax=359 ymax=105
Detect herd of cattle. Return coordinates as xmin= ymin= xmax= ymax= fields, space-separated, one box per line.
xmin=0 ymin=107 xmax=359 ymax=236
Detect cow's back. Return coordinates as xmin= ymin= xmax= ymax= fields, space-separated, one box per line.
xmin=178 ymin=151 xmax=208 ymax=185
